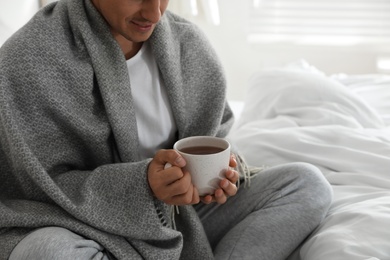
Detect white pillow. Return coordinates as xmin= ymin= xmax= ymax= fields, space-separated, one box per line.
xmin=236 ymin=64 xmax=385 ymax=130
xmin=268 ymin=59 xmax=390 ymax=126
xmin=331 ymin=74 xmax=390 ymax=125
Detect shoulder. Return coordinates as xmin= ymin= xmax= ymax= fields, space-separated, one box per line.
xmin=151 ymin=11 xmax=218 ymax=63
xmin=155 ymin=11 xmax=209 ymax=44
xmin=0 ymin=3 xmax=63 ymax=66
xmin=150 ymin=10 xmax=223 ymax=77
xmin=161 ymin=11 xmax=201 ymax=32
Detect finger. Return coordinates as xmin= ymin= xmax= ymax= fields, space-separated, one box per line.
xmin=168 ymin=182 xmax=199 ymax=206
xmin=214 ymin=188 xmax=228 ymax=204
xmin=225 ymin=169 xmax=239 ymax=184
xmin=168 ymin=188 xmax=193 ymax=206
xmin=220 ymin=178 xmax=238 ymax=197
xmin=151 ymin=149 xmax=186 ymax=172
xmin=156 ymin=172 xmax=191 ymax=204
xmin=229 ymin=153 xmax=237 ymax=168
xmin=159 ymin=167 xmax=185 ymax=185
xmin=148 ymin=165 xmax=185 ymax=201
xmin=200 ymin=194 xmax=214 ymax=204
xmin=165 ymin=170 xmax=192 ymax=197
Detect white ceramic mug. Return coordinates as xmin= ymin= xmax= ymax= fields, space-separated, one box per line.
xmin=173 ymin=136 xmax=231 ymax=196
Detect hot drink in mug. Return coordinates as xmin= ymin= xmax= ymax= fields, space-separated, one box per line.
xmin=173 ymin=136 xmax=231 ymax=196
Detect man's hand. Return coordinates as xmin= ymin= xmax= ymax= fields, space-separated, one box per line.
xmin=201 ymin=153 xmax=239 ymax=204
xmin=148 ymin=149 xmax=200 ymax=205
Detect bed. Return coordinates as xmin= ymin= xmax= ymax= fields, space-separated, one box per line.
xmin=227 ymin=60 xmax=390 ymax=260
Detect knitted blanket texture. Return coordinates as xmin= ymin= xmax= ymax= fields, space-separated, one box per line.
xmin=0 ymin=0 xmax=234 ymax=259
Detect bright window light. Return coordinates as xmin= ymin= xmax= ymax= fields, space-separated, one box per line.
xmin=377 ymin=57 xmax=390 ymax=72
xmin=201 ymin=0 xmax=220 ymax=26
xmin=248 ymin=0 xmax=390 ymax=46
xmin=190 ymin=0 xmax=198 ymax=16
xmin=253 ymin=0 xmax=262 ymax=8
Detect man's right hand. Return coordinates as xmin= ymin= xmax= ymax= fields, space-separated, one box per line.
xmin=147 ymin=149 xmax=200 ymax=205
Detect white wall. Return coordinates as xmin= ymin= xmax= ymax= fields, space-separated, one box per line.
xmin=0 ymin=0 xmax=39 ymax=45
xmin=168 ymin=0 xmax=390 ymax=101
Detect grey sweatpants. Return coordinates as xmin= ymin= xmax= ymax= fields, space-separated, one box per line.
xmin=195 ymin=162 xmax=333 ymax=260
xmin=9 ymin=162 xmax=332 ymax=260
xmin=8 ymin=227 xmax=111 ymax=260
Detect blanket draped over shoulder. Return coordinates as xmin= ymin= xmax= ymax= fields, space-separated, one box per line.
xmin=0 ymin=0 xmax=234 ymax=259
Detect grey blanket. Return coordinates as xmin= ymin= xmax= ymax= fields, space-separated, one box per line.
xmin=0 ymin=0 xmax=234 ymax=259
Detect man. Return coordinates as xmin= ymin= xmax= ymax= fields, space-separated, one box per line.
xmin=0 ymin=0 xmax=332 ymax=259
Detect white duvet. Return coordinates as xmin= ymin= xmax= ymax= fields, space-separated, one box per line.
xmin=227 ymin=63 xmax=390 ymax=260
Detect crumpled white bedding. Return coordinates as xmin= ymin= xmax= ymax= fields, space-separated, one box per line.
xmin=227 ymin=62 xmax=390 ymax=260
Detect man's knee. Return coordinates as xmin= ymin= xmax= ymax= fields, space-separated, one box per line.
xmin=289 ymin=162 xmax=333 ymax=215
xmin=9 ymin=226 xmax=108 ymax=260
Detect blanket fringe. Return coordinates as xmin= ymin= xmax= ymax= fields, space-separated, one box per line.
xmin=170 ymin=205 xmax=180 ymax=230
xmin=235 ymin=154 xmax=268 ymax=189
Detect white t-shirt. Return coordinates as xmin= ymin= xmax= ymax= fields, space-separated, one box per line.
xmin=126 ymin=42 xmax=177 ymax=160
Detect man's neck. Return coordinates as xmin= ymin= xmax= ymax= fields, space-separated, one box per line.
xmin=114 ymin=33 xmax=143 ymax=60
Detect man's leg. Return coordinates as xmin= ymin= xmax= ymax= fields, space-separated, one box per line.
xmin=9 ymin=226 xmax=111 ymax=260
xmin=195 ymin=162 xmax=333 ymax=260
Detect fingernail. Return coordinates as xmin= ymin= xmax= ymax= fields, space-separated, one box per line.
xmin=175 ymin=156 xmax=185 ymax=166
